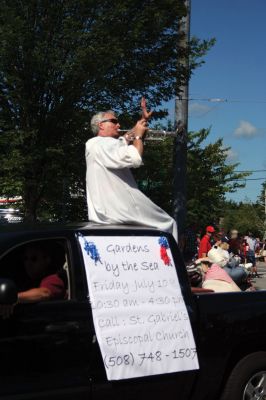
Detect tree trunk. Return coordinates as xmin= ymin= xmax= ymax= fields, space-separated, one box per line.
xmin=23 ymin=182 xmax=42 ymax=222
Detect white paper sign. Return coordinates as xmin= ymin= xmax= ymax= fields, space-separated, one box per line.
xmin=78 ymin=234 xmax=199 ymax=380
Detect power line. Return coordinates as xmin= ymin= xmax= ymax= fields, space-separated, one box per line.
xmin=188 ymin=97 xmax=266 ymax=104
xmin=230 ymin=177 xmax=266 ymax=181
xmin=235 ymin=169 xmax=266 ymax=173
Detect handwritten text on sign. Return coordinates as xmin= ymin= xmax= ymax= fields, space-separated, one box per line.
xmin=78 ymin=235 xmax=199 ymax=380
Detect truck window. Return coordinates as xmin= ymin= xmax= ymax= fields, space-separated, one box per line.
xmin=0 ymin=239 xmax=70 ymax=301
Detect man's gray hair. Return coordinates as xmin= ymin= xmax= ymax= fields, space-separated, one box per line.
xmin=90 ymin=110 xmax=116 ymax=135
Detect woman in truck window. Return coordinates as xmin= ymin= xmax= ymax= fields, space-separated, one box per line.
xmin=0 ymin=240 xmax=67 ymax=318
xmin=18 ymin=242 xmax=67 ymax=303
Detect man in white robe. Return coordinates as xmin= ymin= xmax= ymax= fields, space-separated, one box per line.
xmin=85 ymin=102 xmax=178 ymax=242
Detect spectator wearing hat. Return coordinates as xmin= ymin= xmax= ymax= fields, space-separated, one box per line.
xmin=218 ymin=235 xmax=230 ymax=261
xmin=196 ymin=249 xmax=241 ymax=293
xmin=198 ymin=226 xmax=215 ymax=258
xmin=216 ymin=236 xmax=249 ymax=287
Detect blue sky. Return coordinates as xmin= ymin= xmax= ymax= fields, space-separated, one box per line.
xmin=167 ymin=0 xmax=266 ymax=203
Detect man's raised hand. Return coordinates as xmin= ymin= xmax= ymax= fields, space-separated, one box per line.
xmin=141 ymin=97 xmax=153 ymax=120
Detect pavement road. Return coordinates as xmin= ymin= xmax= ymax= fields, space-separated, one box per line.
xmin=251 ymin=259 xmax=266 ymax=290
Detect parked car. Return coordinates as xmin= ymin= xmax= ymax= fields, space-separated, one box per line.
xmin=0 ymin=208 xmax=23 ymax=224
xmin=1 ymin=222 xmax=266 ymax=400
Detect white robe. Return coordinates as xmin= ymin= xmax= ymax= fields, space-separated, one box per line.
xmin=85 ymin=136 xmax=178 ymax=241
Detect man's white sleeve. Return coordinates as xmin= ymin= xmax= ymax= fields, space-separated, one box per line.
xmin=95 ymin=137 xmax=142 ymax=169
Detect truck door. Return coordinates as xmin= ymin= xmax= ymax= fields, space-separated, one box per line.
xmin=0 ymin=238 xmax=93 ymax=399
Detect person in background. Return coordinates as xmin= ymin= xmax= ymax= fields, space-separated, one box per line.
xmin=261 ymin=239 xmax=266 ymax=263
xmin=241 ymin=236 xmax=249 ymax=261
xmin=229 ymin=229 xmax=241 ymax=255
xmin=198 ymin=225 xmax=215 ymax=258
xmin=255 ymin=238 xmax=262 ymax=258
xmin=245 ymin=232 xmax=259 ymax=278
xmin=217 ymin=235 xmax=230 ymax=263
xmin=85 ymin=97 xmax=178 ymax=241
xmin=218 ymin=236 xmax=249 ymax=288
xmin=197 ymin=248 xmax=241 ymax=293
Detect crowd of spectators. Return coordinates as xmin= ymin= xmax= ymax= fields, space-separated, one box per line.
xmin=181 ymin=224 xmax=266 ymax=293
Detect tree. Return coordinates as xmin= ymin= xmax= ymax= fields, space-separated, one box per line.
xmin=186 ymin=128 xmax=250 ymax=229
xmin=0 ymin=0 xmax=215 ymax=222
xmin=134 ymin=136 xmax=174 ymax=215
xmin=256 ymin=181 xmax=266 ymax=237
xmin=135 ymin=126 xmax=250 ymax=230
xmin=257 ymin=181 xmax=266 ymax=217
xmin=221 ymin=181 xmax=266 ymax=238
xmin=222 ymin=200 xmax=264 ymax=237
xmin=1 ymin=0 xmax=209 ymax=221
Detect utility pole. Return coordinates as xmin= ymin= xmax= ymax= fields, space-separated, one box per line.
xmin=264 ymin=188 xmax=266 ymax=239
xmin=173 ymin=0 xmax=191 ymax=239
xmin=264 ymin=188 xmax=266 ymax=216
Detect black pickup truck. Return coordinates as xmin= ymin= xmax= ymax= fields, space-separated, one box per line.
xmin=0 ymin=223 xmax=266 ymax=400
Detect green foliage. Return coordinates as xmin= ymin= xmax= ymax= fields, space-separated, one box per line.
xmin=257 ymin=181 xmax=266 ymax=212
xmin=186 ymin=128 xmax=250 ymax=229
xmin=255 ymin=181 xmax=266 ymax=237
xmin=135 ymin=126 xmax=251 ymax=231
xmin=135 ymin=137 xmax=174 ymax=214
xmin=222 ymin=200 xmax=265 ymax=237
xmin=0 ymin=0 xmax=215 ymax=221
xmin=189 ymin=36 xmax=216 ymax=72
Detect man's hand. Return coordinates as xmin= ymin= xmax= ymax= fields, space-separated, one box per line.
xmin=141 ymin=97 xmax=153 ymax=120
xmin=123 ymin=129 xmax=135 ymax=143
xmin=134 ymin=118 xmax=148 ymax=137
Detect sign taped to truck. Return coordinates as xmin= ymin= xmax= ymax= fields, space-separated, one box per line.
xmin=78 ymin=234 xmax=199 ymax=380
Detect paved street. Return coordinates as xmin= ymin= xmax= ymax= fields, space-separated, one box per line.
xmin=251 ymin=259 xmax=266 ymax=290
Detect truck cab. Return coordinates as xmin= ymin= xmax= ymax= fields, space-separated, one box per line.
xmin=1 ymin=223 xmax=266 ymax=400
xmin=0 ymin=223 xmax=198 ymax=400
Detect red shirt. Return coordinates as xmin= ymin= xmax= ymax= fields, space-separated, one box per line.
xmin=198 ymin=234 xmax=211 ymax=258
xmin=40 ymin=274 xmax=66 ymax=300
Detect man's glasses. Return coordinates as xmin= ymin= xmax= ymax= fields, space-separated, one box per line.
xmin=100 ymin=118 xmax=119 ymax=124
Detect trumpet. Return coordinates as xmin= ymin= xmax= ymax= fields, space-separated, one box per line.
xmin=118 ymin=129 xmax=179 ymax=141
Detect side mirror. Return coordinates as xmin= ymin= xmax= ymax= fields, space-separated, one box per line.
xmin=0 ymin=279 xmax=18 ymax=304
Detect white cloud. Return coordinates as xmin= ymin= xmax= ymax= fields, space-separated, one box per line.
xmin=189 ymin=102 xmax=211 ymax=117
xmin=233 ymin=120 xmax=258 ymax=138
xmin=225 ymin=148 xmax=239 ymax=163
